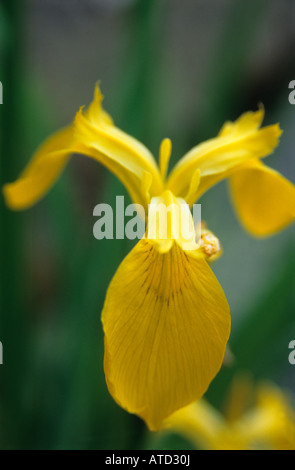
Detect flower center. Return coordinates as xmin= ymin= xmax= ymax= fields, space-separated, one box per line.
xmin=146 ymin=190 xmax=199 ymax=253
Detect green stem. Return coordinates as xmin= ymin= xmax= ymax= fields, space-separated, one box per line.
xmin=0 ymin=0 xmax=28 ymax=448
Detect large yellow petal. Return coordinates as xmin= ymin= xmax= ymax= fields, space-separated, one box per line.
xmin=229 ymin=159 xmax=295 ymax=236
xmin=102 ymin=238 xmax=231 ymax=430
xmin=167 ymin=107 xmax=282 ymax=203
xmin=3 ymin=84 xmax=163 ymax=211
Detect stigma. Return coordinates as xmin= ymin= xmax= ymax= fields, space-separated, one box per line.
xmin=199 ymin=226 xmax=221 ymax=260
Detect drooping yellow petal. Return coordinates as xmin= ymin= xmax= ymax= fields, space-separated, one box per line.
xmin=167 ymin=106 xmax=282 ymax=204
xmin=102 ymin=238 xmax=231 ymax=431
xmin=3 ymin=84 xmax=163 ymax=211
xmin=3 ymin=127 xmax=74 ymax=210
xmin=229 ymin=159 xmax=295 ymax=236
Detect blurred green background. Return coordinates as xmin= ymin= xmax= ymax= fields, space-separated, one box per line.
xmin=0 ymin=0 xmax=294 ymax=450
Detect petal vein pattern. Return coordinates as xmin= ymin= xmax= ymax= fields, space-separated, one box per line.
xmin=102 ymin=238 xmax=231 ymax=430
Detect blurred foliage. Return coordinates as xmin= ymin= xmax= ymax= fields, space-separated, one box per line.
xmin=0 ymin=0 xmax=294 ymax=449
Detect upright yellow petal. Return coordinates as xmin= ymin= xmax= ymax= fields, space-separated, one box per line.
xmin=229 ymin=159 xmax=295 ymax=236
xmin=167 ymin=107 xmax=282 ymax=203
xmin=102 ymin=238 xmax=231 ymax=430
xmin=3 ymin=84 xmax=163 ymax=211
xmin=73 ymin=84 xmax=163 ymax=209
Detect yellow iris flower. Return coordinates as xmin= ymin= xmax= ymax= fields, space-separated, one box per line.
xmin=163 ymin=379 xmax=295 ymax=450
xmin=3 ymin=84 xmax=295 ymax=430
